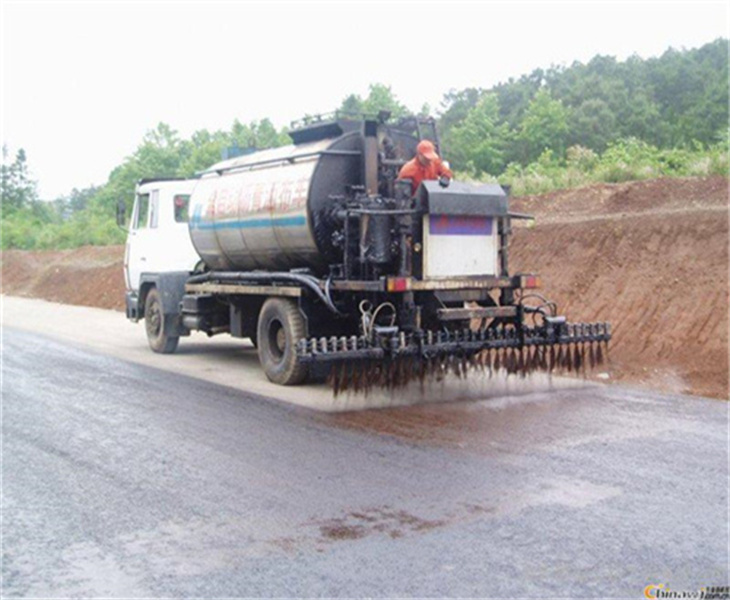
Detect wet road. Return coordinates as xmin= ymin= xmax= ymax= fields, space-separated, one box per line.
xmin=2 ymin=327 xmax=728 ymax=597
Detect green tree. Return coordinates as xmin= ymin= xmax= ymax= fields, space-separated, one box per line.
xmin=447 ymin=94 xmax=510 ymax=176
xmin=517 ymin=89 xmax=570 ymax=163
xmin=0 ymin=146 xmax=61 ymax=249
xmin=249 ymin=118 xmax=290 ymax=148
xmin=339 ymin=93 xmax=363 ymax=116
xmin=493 ymin=68 xmax=545 ymax=129
xmin=137 ymin=122 xmax=184 ymax=175
xmin=438 ymin=87 xmax=483 ymax=153
xmin=228 ymin=118 xmax=290 ymax=152
xmin=89 ymin=122 xmax=184 ymax=217
xmin=178 ymin=129 xmax=229 ymax=175
xmin=569 ymin=98 xmax=617 ymax=151
xmin=337 ymin=83 xmax=409 ymax=119
xmin=617 ymin=92 xmax=666 ymax=147
xmin=439 ymin=88 xmax=482 ymax=131
xmin=1 ymin=146 xmax=37 ymax=213
xmin=51 ymin=185 xmax=101 ymax=220
xmin=362 ymin=83 xmax=409 ymax=118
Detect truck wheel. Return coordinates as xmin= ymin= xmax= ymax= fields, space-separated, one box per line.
xmin=144 ymin=287 xmax=179 ymax=354
xmin=257 ymin=298 xmax=307 ymax=385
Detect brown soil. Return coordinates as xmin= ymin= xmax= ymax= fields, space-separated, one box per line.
xmin=1 ymin=176 xmax=727 ymax=399
xmin=510 ymin=176 xmax=728 ymax=399
xmin=1 ymin=245 xmax=126 ymax=311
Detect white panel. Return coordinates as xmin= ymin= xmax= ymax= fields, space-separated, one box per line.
xmin=423 ymin=215 xmax=498 ymax=278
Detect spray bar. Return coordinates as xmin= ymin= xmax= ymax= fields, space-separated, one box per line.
xmin=298 ymin=319 xmax=611 ymax=395
xmin=297 ymin=321 xmax=610 ymax=364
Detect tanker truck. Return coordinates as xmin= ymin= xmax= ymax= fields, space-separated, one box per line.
xmin=121 ymin=114 xmax=610 ymax=391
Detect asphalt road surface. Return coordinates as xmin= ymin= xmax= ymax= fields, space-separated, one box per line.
xmin=2 ymin=300 xmax=729 ymax=597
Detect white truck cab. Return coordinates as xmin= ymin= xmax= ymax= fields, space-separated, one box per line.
xmin=123 ymin=179 xmax=200 ymax=336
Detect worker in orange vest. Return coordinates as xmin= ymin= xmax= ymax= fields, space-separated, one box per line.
xmin=398 ymin=139 xmax=453 ymax=195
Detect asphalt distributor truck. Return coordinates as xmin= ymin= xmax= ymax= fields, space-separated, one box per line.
xmin=122 ymin=115 xmax=610 ymax=392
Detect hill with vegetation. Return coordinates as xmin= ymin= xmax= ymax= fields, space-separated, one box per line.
xmin=1 ymin=38 xmax=727 ymax=250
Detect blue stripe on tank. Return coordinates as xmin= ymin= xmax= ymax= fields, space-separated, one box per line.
xmin=191 ymin=215 xmax=307 ymax=230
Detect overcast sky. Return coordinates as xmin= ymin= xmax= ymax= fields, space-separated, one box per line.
xmin=1 ymin=0 xmax=728 ymax=199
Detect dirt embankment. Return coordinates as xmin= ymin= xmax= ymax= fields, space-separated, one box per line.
xmin=1 ymin=176 xmax=727 ymax=399
xmin=510 ymin=176 xmax=728 ymax=399
xmin=1 ymin=245 xmax=126 ymax=311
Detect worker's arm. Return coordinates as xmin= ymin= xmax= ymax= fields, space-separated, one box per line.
xmin=436 ymin=159 xmax=453 ymax=187
xmin=436 ymin=159 xmax=453 ymax=179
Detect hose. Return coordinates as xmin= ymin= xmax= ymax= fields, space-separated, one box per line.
xmin=324 ymin=276 xmax=339 ymax=314
xmin=518 ymin=292 xmax=558 ymax=327
xmin=359 ymin=300 xmax=373 ymax=338
xmin=371 ymin=302 xmax=397 ymax=331
xmin=518 ymin=292 xmax=558 ymax=317
xmin=359 ymin=300 xmax=396 ymax=339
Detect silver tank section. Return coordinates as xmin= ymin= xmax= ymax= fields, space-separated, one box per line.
xmin=189 ymin=122 xmax=419 ymax=273
xmin=189 ymin=133 xmax=362 ymax=272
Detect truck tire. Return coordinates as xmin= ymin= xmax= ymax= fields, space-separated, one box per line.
xmin=144 ymin=287 xmax=179 ymax=354
xmin=257 ymin=297 xmax=307 ymax=385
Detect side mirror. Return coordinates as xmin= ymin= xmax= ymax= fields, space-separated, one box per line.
xmin=116 ymin=200 xmax=126 ymax=228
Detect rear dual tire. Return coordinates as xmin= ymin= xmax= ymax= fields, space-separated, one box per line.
xmin=257 ymin=298 xmax=307 ymax=385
